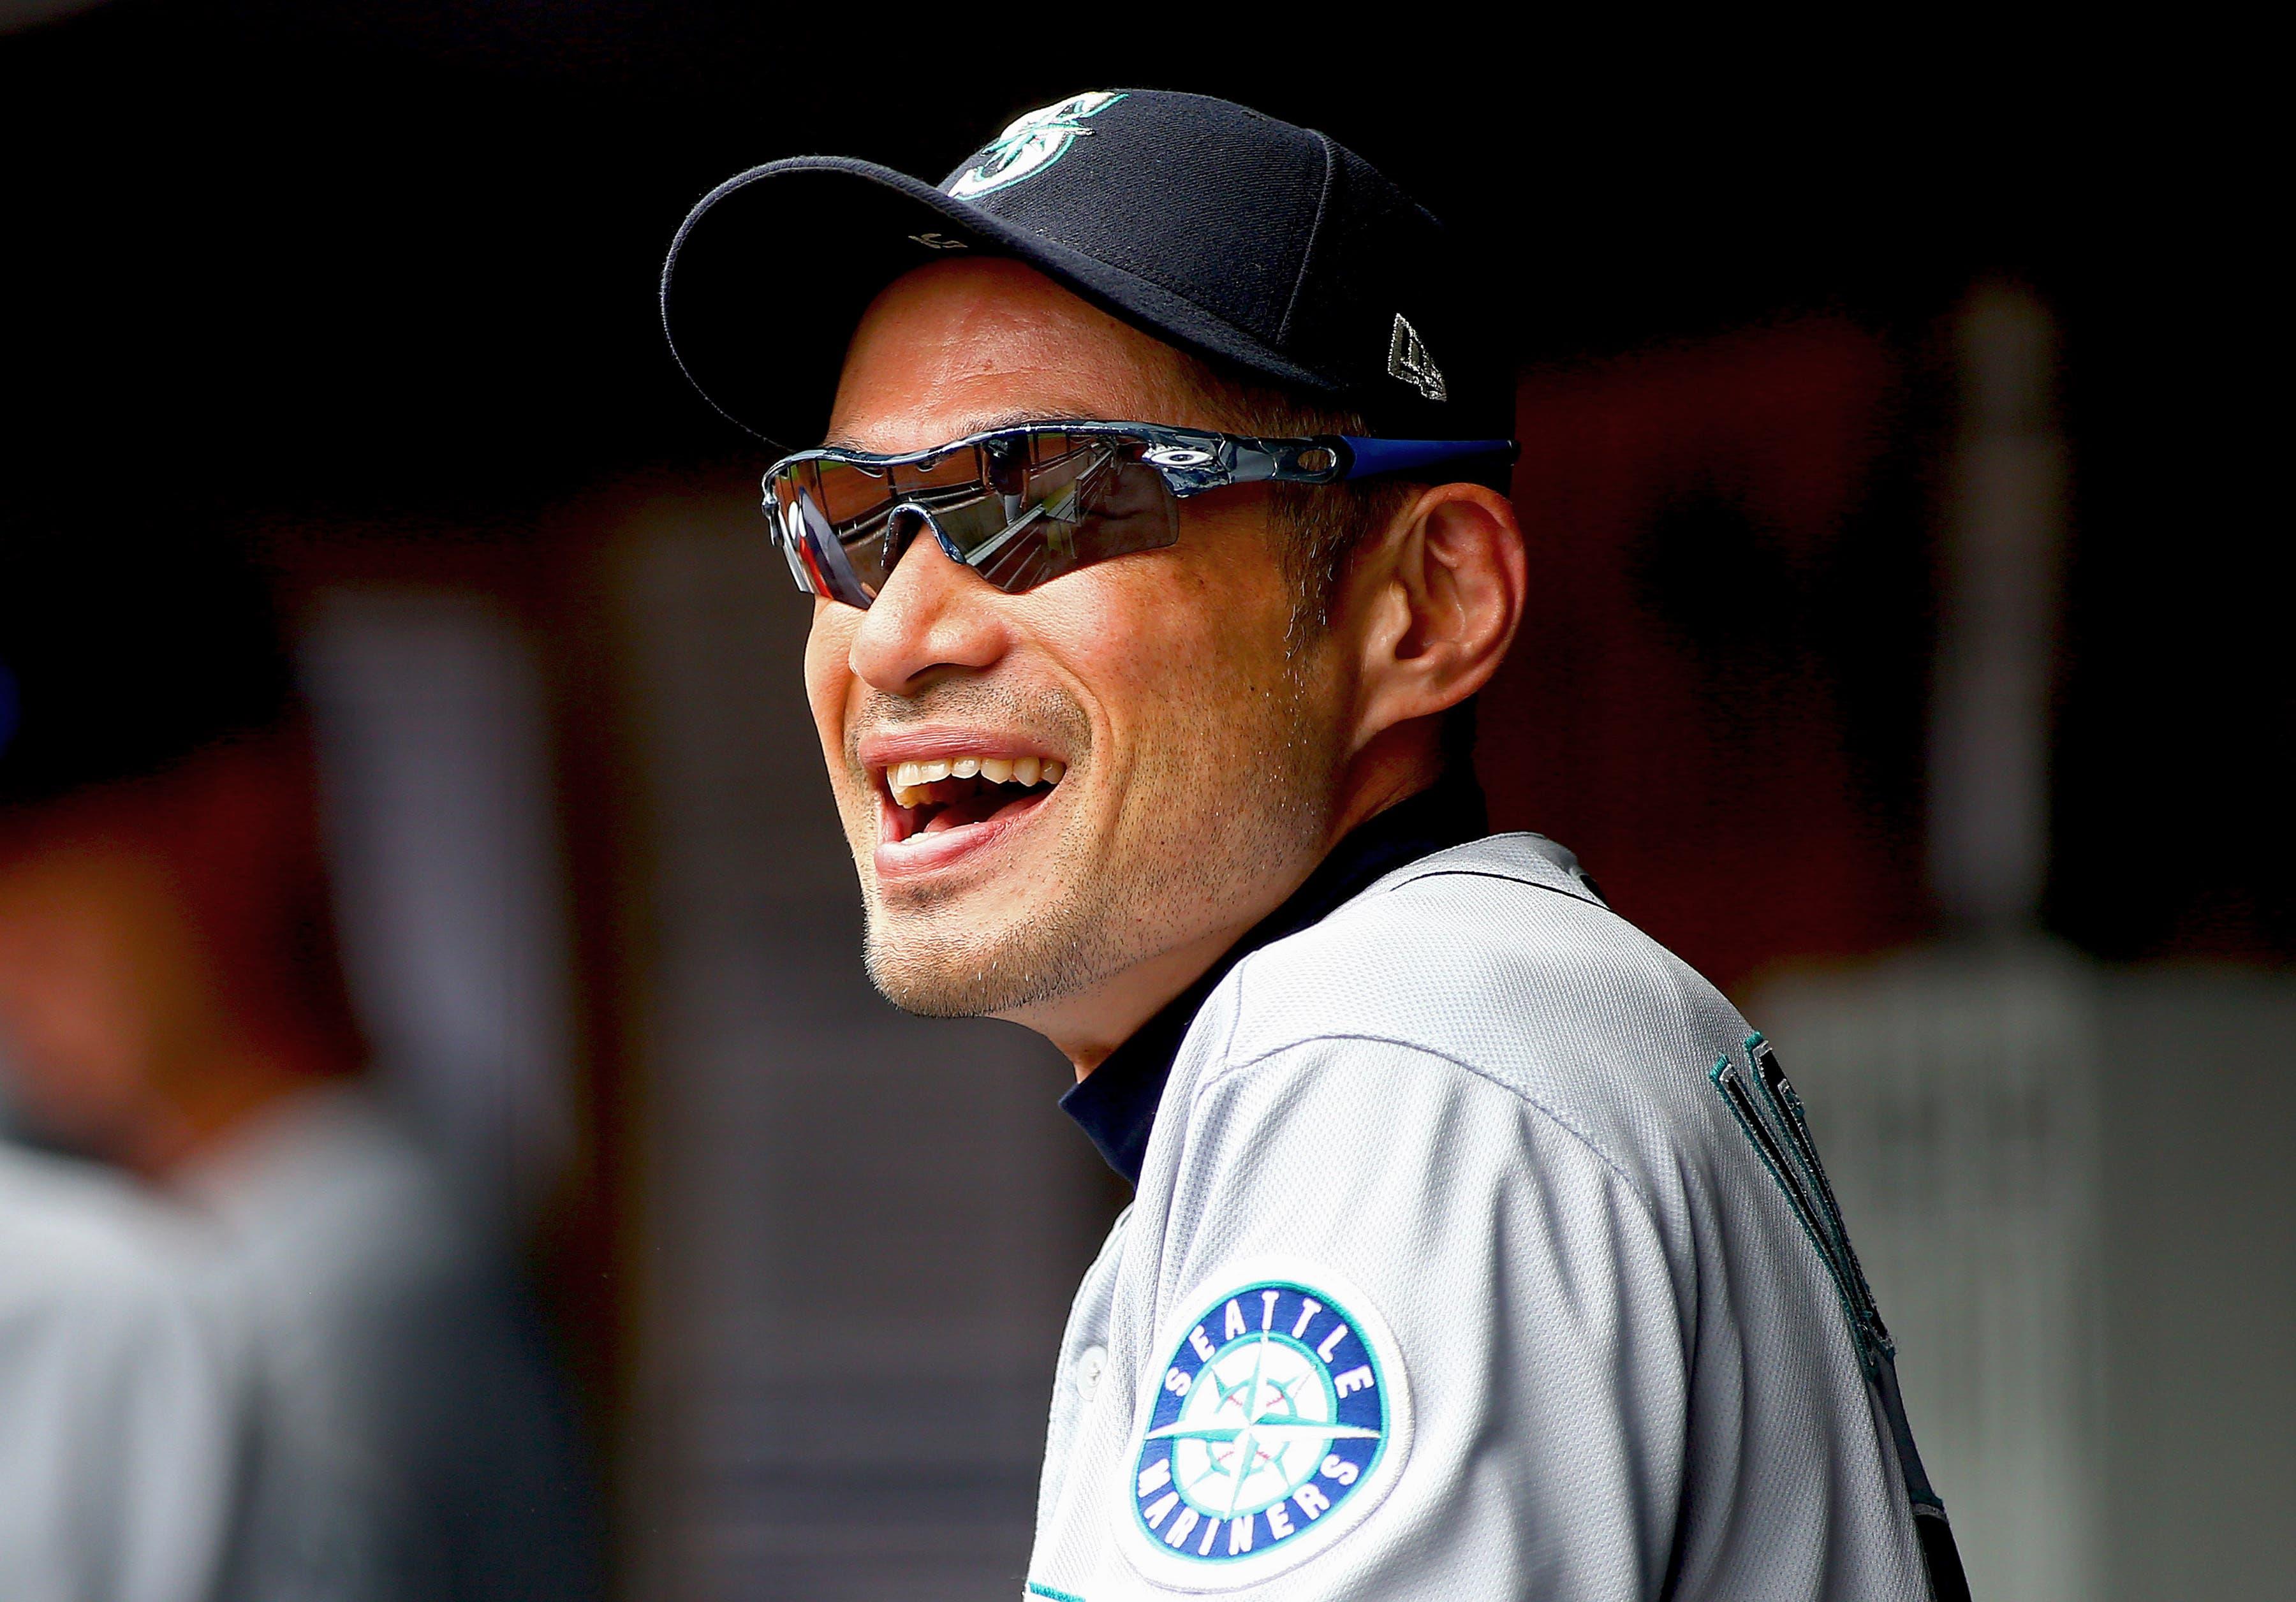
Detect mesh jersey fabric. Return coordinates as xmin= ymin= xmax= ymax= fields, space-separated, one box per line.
xmin=1027 ymin=833 xmax=1931 ymax=1601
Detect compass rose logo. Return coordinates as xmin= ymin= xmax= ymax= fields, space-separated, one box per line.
xmin=1131 ymin=1279 xmax=1391 ymax=1567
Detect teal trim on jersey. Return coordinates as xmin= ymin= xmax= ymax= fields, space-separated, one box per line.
xmin=1709 ymin=1052 xmax=1871 ymax=1369
xmin=1739 ymin=1036 xmax=1831 ymax=1237
xmin=1742 ymin=1033 xmax=1893 ymax=1356
xmin=1737 ymin=1039 xmax=1856 ymax=1292
xmin=1712 ymin=1043 xmax=1973 ymax=1602
xmin=1026 ymin=1583 xmax=1088 ymax=1602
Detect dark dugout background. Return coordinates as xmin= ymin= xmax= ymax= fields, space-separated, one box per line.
xmin=3 ymin=6 xmax=2285 ymax=1599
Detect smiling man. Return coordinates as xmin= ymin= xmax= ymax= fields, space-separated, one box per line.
xmin=661 ymin=91 xmax=1966 ymax=1601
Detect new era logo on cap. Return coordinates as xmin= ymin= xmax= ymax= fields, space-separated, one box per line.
xmin=1387 ymin=314 xmax=1448 ymax=402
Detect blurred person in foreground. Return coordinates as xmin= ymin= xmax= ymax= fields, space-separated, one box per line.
xmin=661 ymin=92 xmax=1969 ymax=1599
xmin=0 ymin=528 xmax=598 ymax=1601
xmin=1 ymin=1091 xmax=249 ymax=1602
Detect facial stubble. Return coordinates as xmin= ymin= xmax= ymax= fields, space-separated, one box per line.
xmin=854 ymin=666 xmax=1334 ymax=1020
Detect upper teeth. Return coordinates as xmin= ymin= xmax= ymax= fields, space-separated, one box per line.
xmin=887 ymin=754 xmax=1066 ymax=807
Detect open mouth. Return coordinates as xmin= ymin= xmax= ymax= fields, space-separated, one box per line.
xmin=879 ymin=754 xmax=1068 ymax=845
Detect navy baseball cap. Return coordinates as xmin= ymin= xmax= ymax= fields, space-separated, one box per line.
xmin=0 ymin=529 xmax=295 ymax=816
xmin=660 ymin=90 xmax=1515 ymax=460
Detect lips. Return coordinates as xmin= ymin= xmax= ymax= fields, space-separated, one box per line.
xmin=863 ymin=736 xmax=1071 ymax=877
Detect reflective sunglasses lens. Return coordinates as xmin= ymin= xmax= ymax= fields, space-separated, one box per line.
xmin=813 ymin=448 xmax=993 ymax=601
xmin=769 ymin=432 xmax=1182 ymax=606
xmin=962 ymin=437 xmax=1179 ymax=593
xmin=772 ymin=469 xmax=878 ymax=607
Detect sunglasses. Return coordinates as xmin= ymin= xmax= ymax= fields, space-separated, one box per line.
xmin=762 ymin=422 xmax=1515 ymax=608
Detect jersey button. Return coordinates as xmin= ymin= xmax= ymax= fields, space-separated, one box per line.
xmin=1075 ymin=1344 xmax=1108 ymax=1404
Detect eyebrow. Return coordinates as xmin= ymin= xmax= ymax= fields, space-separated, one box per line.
xmin=819 ymin=404 xmax=1120 ymax=452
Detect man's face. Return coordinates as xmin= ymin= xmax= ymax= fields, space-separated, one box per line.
xmin=806 ymin=260 xmax=1351 ymax=1029
xmin=0 ymin=830 xmax=201 ymax=1154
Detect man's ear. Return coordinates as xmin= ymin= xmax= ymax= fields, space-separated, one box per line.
xmin=1344 ymin=482 xmax=1527 ymax=756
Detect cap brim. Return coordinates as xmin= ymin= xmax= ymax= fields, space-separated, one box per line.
xmin=660 ymin=157 xmax=1343 ymax=452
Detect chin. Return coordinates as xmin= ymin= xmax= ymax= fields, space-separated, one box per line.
xmin=862 ymin=898 xmax=1101 ymax=1021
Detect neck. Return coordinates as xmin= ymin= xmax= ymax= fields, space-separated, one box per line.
xmin=1013 ymin=734 xmax=1448 ymax=1080
xmin=1012 ymin=915 xmax=1276 ymax=1081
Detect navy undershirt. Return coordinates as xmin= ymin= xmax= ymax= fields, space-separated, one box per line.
xmin=1057 ymin=771 xmax=1490 ymax=1185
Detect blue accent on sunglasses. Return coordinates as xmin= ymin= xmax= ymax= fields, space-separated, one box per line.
xmin=1336 ymin=436 xmax=1515 ymax=483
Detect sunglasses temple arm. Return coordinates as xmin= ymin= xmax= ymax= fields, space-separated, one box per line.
xmin=1336 ymin=436 xmax=1519 ymax=481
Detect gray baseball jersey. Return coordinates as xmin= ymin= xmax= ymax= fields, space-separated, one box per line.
xmin=1024 ymin=832 xmax=1952 ymax=1601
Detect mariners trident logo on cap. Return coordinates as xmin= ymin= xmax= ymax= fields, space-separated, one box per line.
xmin=1121 ymin=1265 xmax=1412 ymax=1586
xmin=945 ymin=91 xmax=1126 ymax=199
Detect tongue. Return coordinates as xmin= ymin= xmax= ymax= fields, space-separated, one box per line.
xmin=920 ymin=785 xmax=1043 ymax=834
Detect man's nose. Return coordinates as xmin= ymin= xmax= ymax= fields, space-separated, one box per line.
xmin=846 ymin=520 xmax=1008 ymax=693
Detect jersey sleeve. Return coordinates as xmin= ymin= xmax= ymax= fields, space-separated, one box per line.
xmin=0 ymin=1238 xmax=251 ymax=1602
xmin=1118 ymin=1032 xmax=1690 ymax=1601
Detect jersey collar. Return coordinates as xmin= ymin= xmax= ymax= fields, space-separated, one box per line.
xmin=1059 ymin=769 xmax=1490 ymax=1184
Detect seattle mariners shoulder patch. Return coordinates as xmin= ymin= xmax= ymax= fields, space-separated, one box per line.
xmin=1119 ymin=1262 xmax=1411 ymax=1589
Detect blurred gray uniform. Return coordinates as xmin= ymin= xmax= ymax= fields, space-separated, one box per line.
xmin=0 ymin=1142 xmax=248 ymax=1602
xmin=1027 ymin=834 xmax=1952 ymax=1601
xmin=182 ymin=1085 xmax=596 ymax=1602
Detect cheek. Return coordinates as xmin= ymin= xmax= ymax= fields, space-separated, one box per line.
xmin=1031 ymin=531 xmax=1300 ymax=757
xmin=804 ymin=604 xmax=861 ymax=770
xmin=1119 ymin=520 xmax=1294 ymax=684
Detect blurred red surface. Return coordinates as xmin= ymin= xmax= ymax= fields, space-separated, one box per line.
xmin=1480 ymin=320 xmax=1928 ymax=991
